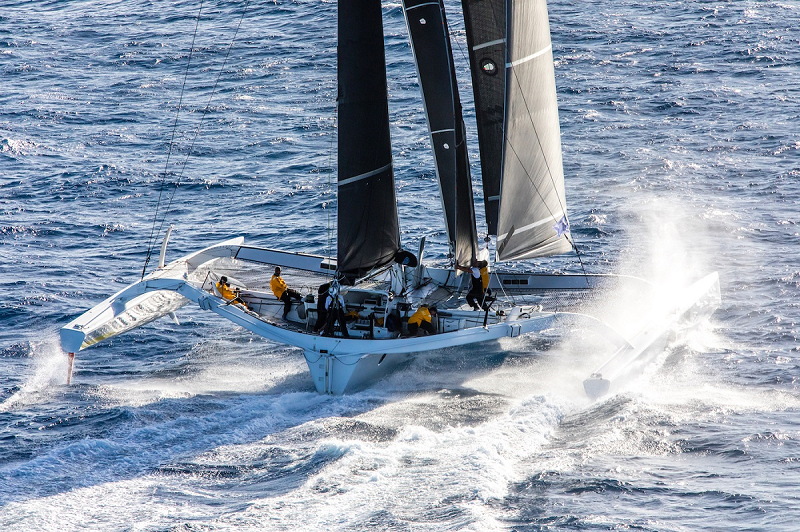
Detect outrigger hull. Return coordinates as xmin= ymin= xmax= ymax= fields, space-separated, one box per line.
xmin=582 ymin=271 xmax=721 ymax=399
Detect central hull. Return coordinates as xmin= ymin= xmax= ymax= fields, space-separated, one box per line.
xmin=305 ymin=351 xmax=413 ymax=394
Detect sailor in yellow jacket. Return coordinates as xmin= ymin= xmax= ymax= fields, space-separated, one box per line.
xmin=216 ymin=276 xmax=248 ymax=309
xmin=271 ymin=266 xmax=302 ymax=318
xmin=407 ymin=305 xmax=437 ymax=336
xmin=456 ymin=259 xmax=489 ymax=310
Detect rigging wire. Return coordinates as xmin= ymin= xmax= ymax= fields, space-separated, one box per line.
xmin=444 ymin=7 xmax=486 ymax=266
xmin=506 ymin=75 xmax=566 ymax=219
xmin=326 ymin=107 xmax=337 ymax=279
xmin=503 ymin=132 xmax=590 ymax=279
xmin=142 ymin=0 xmax=205 ymax=279
xmin=142 ymin=0 xmax=251 ymax=279
xmin=451 ymin=11 xmax=506 ymax=282
xmin=506 ymin=66 xmax=591 ymax=285
xmin=448 ymin=27 xmax=471 ymax=67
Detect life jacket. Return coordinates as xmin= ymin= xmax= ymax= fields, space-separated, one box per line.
xmin=270 ymin=275 xmax=287 ymax=299
xmin=216 ymin=281 xmax=236 ymax=300
xmin=470 ymin=265 xmax=489 ymax=293
xmin=408 ymin=306 xmax=432 ymax=326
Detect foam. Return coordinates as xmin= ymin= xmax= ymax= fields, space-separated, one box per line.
xmin=0 ymin=333 xmax=70 ymax=412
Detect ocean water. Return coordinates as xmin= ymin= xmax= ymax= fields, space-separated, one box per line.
xmin=2 ymin=0 xmax=799 ymax=530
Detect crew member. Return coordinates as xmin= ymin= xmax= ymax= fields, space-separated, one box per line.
xmin=270 ymin=266 xmax=302 ymax=318
xmin=407 ymin=305 xmax=437 ymax=336
xmin=314 ymin=282 xmax=331 ymax=333
xmin=456 ymin=258 xmax=489 ymax=311
xmin=324 ymin=290 xmax=350 ymax=338
xmin=216 ymin=276 xmax=248 ymax=309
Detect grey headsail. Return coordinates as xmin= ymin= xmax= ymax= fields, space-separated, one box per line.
xmin=461 ymin=0 xmax=505 ymax=236
xmin=403 ymin=0 xmax=478 ymax=266
xmin=496 ymin=0 xmax=571 ymax=261
xmin=337 ymin=0 xmax=401 ymax=280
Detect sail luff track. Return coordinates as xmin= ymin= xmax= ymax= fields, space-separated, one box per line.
xmin=403 ymin=0 xmax=478 ymax=266
xmin=337 ymin=0 xmax=401 ymax=280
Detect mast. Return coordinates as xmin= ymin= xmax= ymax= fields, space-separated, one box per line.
xmin=337 ymin=0 xmax=401 ymax=280
xmin=461 ymin=0 xmax=505 ymax=236
xmin=495 ymin=0 xmax=571 ymax=261
xmin=403 ymin=0 xmax=478 ymax=266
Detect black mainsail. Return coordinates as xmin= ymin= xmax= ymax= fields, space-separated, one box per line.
xmin=495 ymin=0 xmax=571 ymax=261
xmin=403 ymin=0 xmax=478 ymax=266
xmin=337 ymin=0 xmax=401 ymax=279
xmin=462 ymin=0 xmax=505 ymax=236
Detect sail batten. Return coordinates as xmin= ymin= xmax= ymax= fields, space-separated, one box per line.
xmin=338 ymin=163 xmax=393 ymax=187
xmin=337 ymin=0 xmax=401 ymax=280
xmin=497 ymin=211 xmax=564 ymax=241
xmin=506 ymin=43 xmax=552 ymax=67
xmin=473 ymin=37 xmax=506 ymax=51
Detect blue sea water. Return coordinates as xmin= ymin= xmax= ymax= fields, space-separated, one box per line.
xmin=2 ymin=0 xmax=799 ymax=530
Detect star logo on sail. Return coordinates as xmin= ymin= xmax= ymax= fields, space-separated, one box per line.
xmin=553 ymin=215 xmax=570 ymax=237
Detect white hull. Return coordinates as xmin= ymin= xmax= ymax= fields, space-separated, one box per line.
xmin=583 ymin=271 xmax=721 ymax=399
xmin=61 ymin=238 xmax=719 ymax=396
xmin=305 ymin=351 xmax=412 ymax=395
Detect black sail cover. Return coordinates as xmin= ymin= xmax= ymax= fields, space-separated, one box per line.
xmin=402 ymin=0 xmax=478 ymax=267
xmin=461 ymin=0 xmax=505 ymax=236
xmin=496 ymin=0 xmax=571 ymax=261
xmin=337 ymin=0 xmax=401 ymax=280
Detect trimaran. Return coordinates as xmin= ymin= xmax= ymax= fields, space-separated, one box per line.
xmin=60 ymin=0 xmax=720 ymax=396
